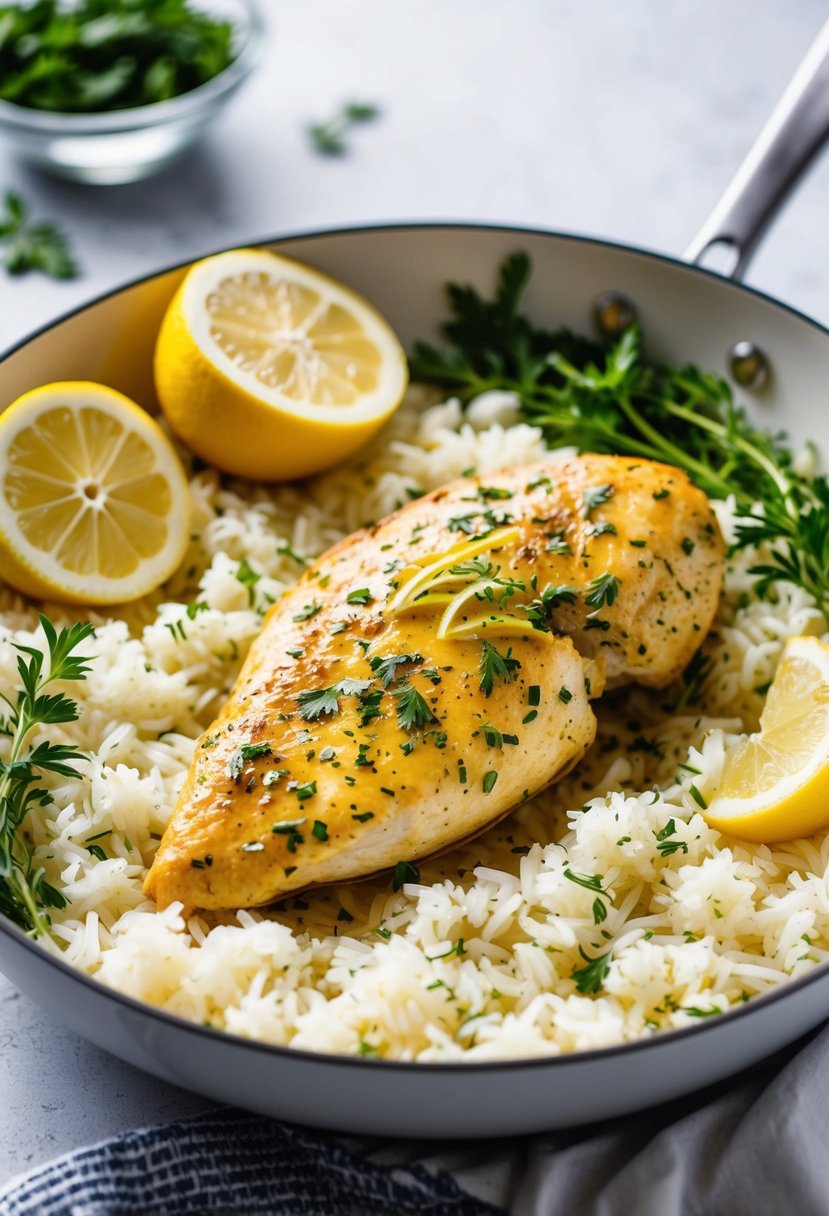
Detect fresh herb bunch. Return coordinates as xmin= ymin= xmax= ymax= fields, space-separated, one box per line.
xmin=0 ymin=191 xmax=78 ymax=279
xmin=0 ymin=617 xmax=94 ymax=940
xmin=0 ymin=0 xmax=235 ymax=113
xmin=410 ymin=253 xmax=829 ymax=612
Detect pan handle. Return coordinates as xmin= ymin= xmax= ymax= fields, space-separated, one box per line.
xmin=684 ymin=18 xmax=829 ymax=280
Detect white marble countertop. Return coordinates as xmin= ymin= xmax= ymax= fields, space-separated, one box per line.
xmin=2 ymin=0 xmax=829 ymax=1188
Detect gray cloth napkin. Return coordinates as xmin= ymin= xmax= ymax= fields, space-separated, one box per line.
xmin=365 ymin=1022 xmax=829 ymax=1214
xmin=3 ymin=1022 xmax=828 ymax=1216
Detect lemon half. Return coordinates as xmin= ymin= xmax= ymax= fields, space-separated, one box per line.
xmin=704 ymin=636 xmax=829 ymax=842
xmin=0 ymin=382 xmax=190 ymax=605
xmin=154 ymin=249 xmax=409 ymax=482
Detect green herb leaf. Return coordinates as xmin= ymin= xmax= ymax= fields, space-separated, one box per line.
xmin=478 ymin=639 xmax=521 ymax=697
xmin=393 ymin=680 xmax=437 ymax=731
xmin=571 ymin=947 xmax=612 ymax=994
xmin=392 ymin=859 xmax=420 ymax=891
xmin=584 ymin=573 xmax=621 ymax=609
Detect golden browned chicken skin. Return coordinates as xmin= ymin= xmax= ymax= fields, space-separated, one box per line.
xmin=144 ymin=454 xmax=725 ymax=911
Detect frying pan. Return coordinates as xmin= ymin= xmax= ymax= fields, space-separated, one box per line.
xmin=1 ymin=22 xmax=829 ymax=1139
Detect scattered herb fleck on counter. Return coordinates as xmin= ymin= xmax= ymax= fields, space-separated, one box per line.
xmin=0 ymin=191 xmax=78 ymax=279
xmin=308 ymin=101 xmax=380 ymax=156
xmin=0 ymin=0 xmax=236 ymax=112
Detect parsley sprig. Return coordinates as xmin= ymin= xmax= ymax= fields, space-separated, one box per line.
xmin=410 ymin=253 xmax=829 ymax=613
xmin=0 ymin=617 xmax=94 ymax=940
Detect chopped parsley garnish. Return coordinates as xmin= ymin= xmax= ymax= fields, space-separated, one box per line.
xmin=346 ymin=588 xmax=373 ymax=605
xmin=295 ymin=780 xmax=317 ymax=802
xmin=448 ymin=513 xmax=479 ymax=535
xmin=292 ymin=601 xmax=322 ymax=622
xmin=478 ymin=639 xmax=521 ymax=697
xmin=352 ymin=811 xmax=374 ymax=823
xmin=571 ymin=946 xmax=612 ymax=994
xmin=483 ymin=724 xmax=503 ymax=748
xmin=528 ymin=685 xmax=541 ymax=706
xmin=477 ymin=485 xmax=512 ymax=499
xmin=236 ymin=558 xmax=261 ymax=606
xmin=545 ymin=532 xmax=572 ymax=556
xmin=681 ymin=538 xmax=696 ymax=555
xmin=312 ymin=820 xmax=329 ymax=841
xmin=558 ymin=686 xmax=572 ymax=703
xmin=392 ymin=860 xmax=421 ymax=891
xmin=564 ymin=868 xmax=604 ymax=892
xmin=276 ymin=540 xmax=308 ymax=566
xmin=358 ymin=687 xmax=384 ymax=726
xmin=654 ymin=818 xmax=689 ymax=857
xmin=393 ymin=680 xmax=438 ymax=731
xmin=296 ymin=678 xmax=372 ymax=720
xmin=584 ymin=614 xmax=611 ymax=631
xmin=587 ymin=520 xmax=617 ymax=538
xmin=0 ymin=191 xmax=78 ymax=280
xmin=584 ymin=573 xmax=621 ymax=610
xmin=653 ymin=488 xmax=670 ymax=500
xmin=369 ymin=652 xmax=423 ymax=687
xmin=482 ymin=770 xmax=498 ymax=793
xmin=272 ymin=819 xmax=306 ymax=852
xmin=522 ymin=583 xmax=579 ymax=631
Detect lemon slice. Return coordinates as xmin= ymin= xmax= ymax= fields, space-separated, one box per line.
xmin=704 ymin=636 xmax=829 ymax=842
xmin=154 ymin=248 xmax=408 ymax=482
xmin=0 ymin=382 xmax=190 ymax=605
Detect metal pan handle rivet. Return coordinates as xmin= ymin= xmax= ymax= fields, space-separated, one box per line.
xmin=729 ymin=340 xmax=770 ymax=390
xmin=593 ymin=291 xmax=637 ymax=340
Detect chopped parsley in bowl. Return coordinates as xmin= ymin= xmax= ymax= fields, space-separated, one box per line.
xmin=0 ymin=0 xmax=265 ymax=183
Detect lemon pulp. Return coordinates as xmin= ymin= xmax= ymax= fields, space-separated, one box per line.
xmin=0 ymin=382 xmax=190 ymax=604
xmin=155 ymin=249 xmax=408 ymax=482
xmin=704 ymin=636 xmax=829 ymax=842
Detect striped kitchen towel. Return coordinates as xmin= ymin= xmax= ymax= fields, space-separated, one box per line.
xmin=0 ymin=1109 xmax=504 ymax=1216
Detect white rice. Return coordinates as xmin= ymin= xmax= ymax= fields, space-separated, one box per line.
xmin=2 ymin=386 xmax=828 ymax=1061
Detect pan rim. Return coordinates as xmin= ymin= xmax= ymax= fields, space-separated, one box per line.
xmin=2 ymin=219 xmax=828 ymax=369
xmin=2 ymin=216 xmax=828 ymax=1077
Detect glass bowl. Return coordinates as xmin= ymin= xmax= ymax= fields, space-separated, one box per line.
xmin=0 ymin=0 xmax=265 ymax=185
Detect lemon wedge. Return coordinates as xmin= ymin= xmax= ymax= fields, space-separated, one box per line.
xmin=0 ymin=382 xmax=190 ymax=605
xmin=704 ymin=636 xmax=829 ymax=842
xmin=154 ymin=248 xmax=408 ymax=482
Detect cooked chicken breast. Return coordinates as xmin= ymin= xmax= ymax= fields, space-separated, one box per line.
xmin=145 ymin=454 xmax=725 ymax=911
